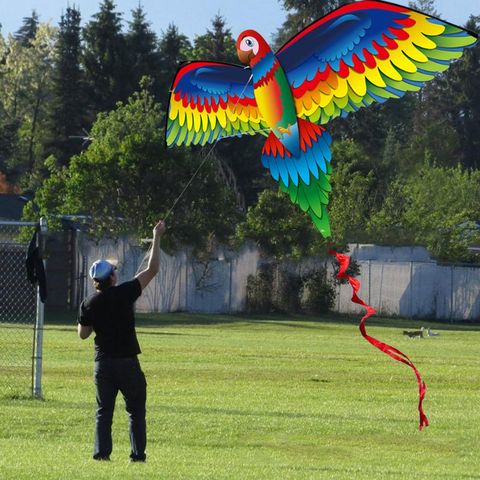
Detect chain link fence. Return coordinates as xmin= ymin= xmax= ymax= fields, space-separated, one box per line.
xmin=0 ymin=221 xmax=38 ymax=398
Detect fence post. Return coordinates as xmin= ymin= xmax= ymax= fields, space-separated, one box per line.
xmin=33 ymin=216 xmax=48 ymax=399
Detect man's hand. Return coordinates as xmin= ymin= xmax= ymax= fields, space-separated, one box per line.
xmin=78 ymin=323 xmax=93 ymax=339
xmin=153 ymin=220 xmax=166 ymax=237
xmin=136 ymin=219 xmax=165 ymax=290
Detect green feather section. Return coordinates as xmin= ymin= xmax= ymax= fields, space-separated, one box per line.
xmin=421 ymin=47 xmax=463 ymax=61
xmin=368 ymin=84 xmax=399 ymax=99
xmin=414 ymin=58 xmax=450 ymax=72
xmin=385 ymin=78 xmax=421 ymax=92
xmin=309 ymin=207 xmax=331 ymax=238
xmin=279 ymin=175 xmax=332 ymax=238
xmin=401 ymin=70 xmax=434 ymax=82
xmin=434 ymin=33 xmax=477 ymax=48
xmin=166 ymin=121 xmax=180 ymax=146
xmin=442 ymin=25 xmax=464 ymax=35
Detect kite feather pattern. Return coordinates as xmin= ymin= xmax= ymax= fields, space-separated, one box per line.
xmin=166 ymin=0 xmax=477 ymax=427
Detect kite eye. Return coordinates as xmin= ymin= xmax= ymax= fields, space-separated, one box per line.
xmin=240 ymin=36 xmax=259 ymax=55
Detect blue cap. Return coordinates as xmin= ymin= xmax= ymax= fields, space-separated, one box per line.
xmin=89 ymin=260 xmax=115 ymax=281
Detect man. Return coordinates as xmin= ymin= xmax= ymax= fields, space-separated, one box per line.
xmin=77 ymin=220 xmax=166 ymax=462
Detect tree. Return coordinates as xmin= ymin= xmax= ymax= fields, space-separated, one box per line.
xmin=236 ymin=189 xmax=324 ymax=259
xmin=192 ymin=14 xmax=237 ymax=64
xmin=82 ymin=0 xmax=129 ymax=115
xmin=157 ymin=24 xmax=191 ymax=105
xmin=441 ymin=16 xmax=480 ymax=169
xmin=126 ymin=5 xmax=161 ymax=96
xmin=0 ymin=24 xmax=57 ymax=188
xmin=408 ymin=0 xmax=440 ymax=17
xmin=328 ymin=140 xmax=378 ymax=243
xmin=46 ymin=6 xmax=85 ymax=165
xmin=27 ymin=80 xmax=241 ymax=252
xmin=369 ymin=164 xmax=480 ymax=261
xmin=15 ymin=10 xmax=39 ymax=47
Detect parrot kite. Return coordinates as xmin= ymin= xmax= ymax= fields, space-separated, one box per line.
xmin=166 ymin=2 xmax=478 ymax=430
xmin=166 ymin=0 xmax=478 ymax=238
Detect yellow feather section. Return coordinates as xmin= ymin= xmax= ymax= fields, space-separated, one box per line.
xmin=178 ymin=105 xmax=186 ymax=127
xmin=346 ymin=69 xmax=367 ymax=96
xmin=376 ymin=58 xmax=403 ymax=81
xmin=409 ymin=12 xmax=446 ymax=37
xmin=364 ymin=65 xmax=387 ymax=87
xmin=193 ymin=111 xmax=201 ymax=132
xmin=401 ymin=41 xmax=429 ymax=63
xmin=186 ymin=109 xmax=193 ymax=131
xmin=201 ymin=110 xmax=209 ymax=132
xmin=319 ymin=92 xmax=334 ymax=108
xmin=169 ymin=100 xmax=179 ymax=121
xmin=388 ymin=48 xmax=417 ymax=74
xmin=166 ymin=92 xmax=268 ymax=147
xmin=216 ymin=108 xmax=227 ymax=129
xmin=332 ymin=77 xmax=348 ymax=98
xmin=409 ymin=31 xmax=438 ymax=50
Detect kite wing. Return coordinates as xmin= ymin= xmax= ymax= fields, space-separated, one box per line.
xmin=166 ymin=61 xmax=268 ymax=147
xmin=276 ymin=0 xmax=478 ymax=125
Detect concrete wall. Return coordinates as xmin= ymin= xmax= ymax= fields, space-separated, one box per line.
xmin=78 ymin=237 xmax=480 ymax=321
xmin=333 ymin=245 xmax=480 ymax=321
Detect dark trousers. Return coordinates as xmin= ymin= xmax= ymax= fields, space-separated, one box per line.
xmin=93 ymin=357 xmax=147 ymax=461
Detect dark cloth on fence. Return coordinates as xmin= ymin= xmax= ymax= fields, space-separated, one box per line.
xmin=25 ymin=225 xmax=47 ymax=302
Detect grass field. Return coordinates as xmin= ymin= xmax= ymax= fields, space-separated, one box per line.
xmin=1 ymin=312 xmax=479 ymax=479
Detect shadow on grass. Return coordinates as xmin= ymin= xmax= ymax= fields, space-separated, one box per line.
xmin=43 ymin=307 xmax=480 ymax=333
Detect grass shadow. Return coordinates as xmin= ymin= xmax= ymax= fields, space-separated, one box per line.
xmin=43 ymin=308 xmax=480 ymax=333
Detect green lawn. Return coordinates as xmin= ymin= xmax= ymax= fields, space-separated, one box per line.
xmin=1 ymin=312 xmax=479 ymax=479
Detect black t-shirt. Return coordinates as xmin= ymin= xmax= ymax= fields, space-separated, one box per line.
xmin=78 ymin=279 xmax=142 ymax=361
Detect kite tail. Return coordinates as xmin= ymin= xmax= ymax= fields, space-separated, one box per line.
xmin=329 ymin=250 xmax=429 ymax=431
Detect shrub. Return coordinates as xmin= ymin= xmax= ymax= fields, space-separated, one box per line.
xmin=300 ymin=269 xmax=336 ymax=315
xmin=271 ymin=266 xmax=302 ymax=313
xmin=246 ymin=263 xmax=274 ymax=313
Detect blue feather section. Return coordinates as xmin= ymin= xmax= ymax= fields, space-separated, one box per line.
xmin=174 ymin=62 xmax=254 ymax=103
xmin=261 ymin=125 xmax=332 ymax=188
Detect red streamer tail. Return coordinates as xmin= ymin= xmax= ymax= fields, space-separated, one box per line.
xmin=329 ymin=250 xmax=429 ymax=431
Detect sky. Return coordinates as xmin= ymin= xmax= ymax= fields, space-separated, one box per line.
xmin=0 ymin=0 xmax=478 ymax=43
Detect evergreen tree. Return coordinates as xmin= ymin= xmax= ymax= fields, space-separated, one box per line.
xmin=408 ymin=0 xmax=440 ymax=17
xmin=158 ymin=24 xmax=191 ymax=105
xmin=126 ymin=4 xmax=161 ymax=95
xmin=193 ymin=14 xmax=237 ymax=63
xmin=442 ymin=16 xmax=480 ymax=169
xmin=47 ymin=6 xmax=85 ymax=165
xmin=15 ymin=10 xmax=39 ymax=47
xmin=82 ymin=0 xmax=129 ymax=116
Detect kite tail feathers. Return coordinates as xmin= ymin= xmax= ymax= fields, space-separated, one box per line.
xmin=329 ymin=249 xmax=429 ymax=431
xmin=262 ymin=119 xmax=333 ymax=238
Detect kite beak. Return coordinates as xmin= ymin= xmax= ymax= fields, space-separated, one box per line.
xmin=237 ymin=48 xmax=254 ymax=65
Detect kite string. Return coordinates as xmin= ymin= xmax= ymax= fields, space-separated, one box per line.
xmin=329 ymin=249 xmax=429 ymax=431
xmin=135 ymin=74 xmax=255 ymax=275
xmin=164 ymin=72 xmax=254 ymax=222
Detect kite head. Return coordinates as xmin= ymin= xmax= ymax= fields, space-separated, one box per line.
xmin=236 ymin=30 xmax=271 ymax=66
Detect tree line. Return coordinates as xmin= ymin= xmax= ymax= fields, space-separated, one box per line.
xmin=1 ymin=0 xmax=479 ymax=261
